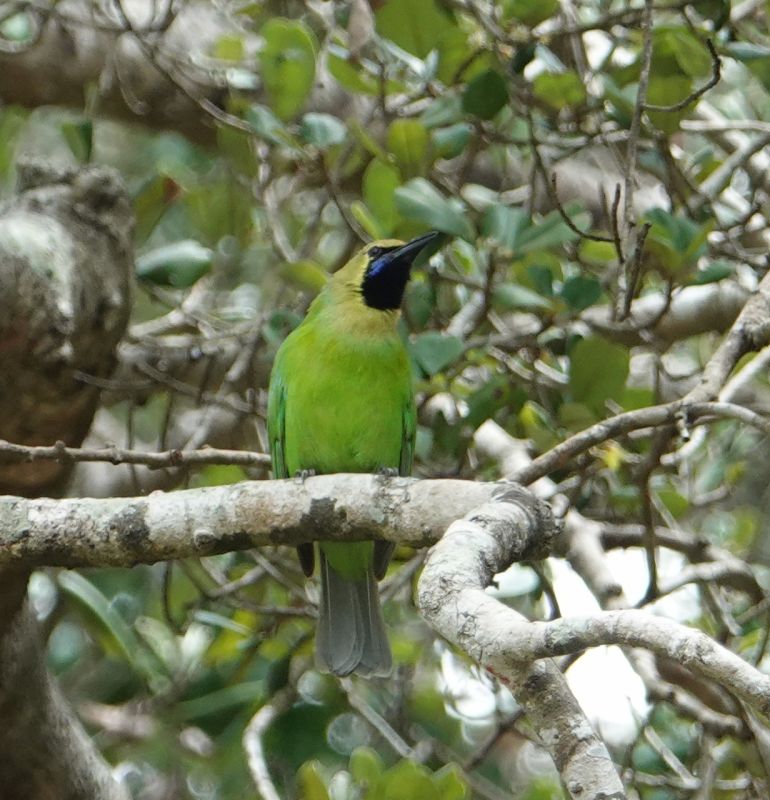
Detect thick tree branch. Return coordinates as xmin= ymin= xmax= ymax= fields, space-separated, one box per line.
xmin=416 ymin=487 xmax=626 ymax=800
xmin=0 ymin=476 xmax=500 ymax=567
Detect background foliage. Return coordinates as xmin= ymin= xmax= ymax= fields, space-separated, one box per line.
xmin=3 ymin=0 xmax=770 ymax=797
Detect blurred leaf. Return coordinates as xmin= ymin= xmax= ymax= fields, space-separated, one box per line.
xmin=58 ymin=571 xmax=161 ymax=686
xmin=569 ymin=336 xmax=629 ymax=413
xmin=61 ymin=120 xmax=92 ymax=163
xmin=387 ymin=119 xmax=430 ymax=178
xmin=328 ymin=50 xmax=380 ymax=95
xmin=193 ymin=610 xmax=252 ymax=636
xmin=246 ymin=103 xmax=290 ymax=145
xmin=502 ymin=0 xmax=559 ymax=25
xmin=300 ymin=113 xmax=347 ymax=148
xmin=462 ymin=69 xmax=508 ymax=119
xmin=133 ymin=174 xmax=181 ymax=245
xmin=493 ymin=283 xmax=552 ymax=311
xmin=666 ymin=28 xmax=712 ymax=77
xmin=421 ymin=95 xmax=464 ymax=128
xmin=644 ymin=207 xmax=709 ymax=271
xmin=179 ymin=681 xmax=265 ymax=721
xmin=349 ymin=746 xmax=384 ymax=786
xmin=1 ymin=12 xmax=32 ymax=41
xmin=532 ymin=71 xmax=586 ymax=109
xmin=351 ymin=200 xmax=385 ymax=239
xmin=213 ymin=34 xmax=244 ymax=61
xmin=395 ymin=178 xmax=475 ymax=241
xmin=259 ymin=18 xmax=317 ymax=120
xmin=280 ymin=260 xmax=329 ymax=293
xmin=512 ymin=42 xmax=537 ymax=73
xmin=379 ymin=760 xmax=440 ymax=800
xmin=656 ymin=484 xmax=690 ymax=518
xmin=514 ymin=205 xmax=589 ymax=254
xmin=136 ymin=240 xmax=213 ymax=287
xmin=559 ymin=275 xmax=602 ymax=311
xmin=691 ymin=0 xmax=730 ymax=27
xmin=411 ymin=331 xmax=464 ymax=375
xmin=375 ymin=0 xmax=455 ymax=58
xmin=431 ymin=764 xmax=469 ymax=800
xmin=297 ymin=760 xmax=330 ymax=800
xmin=646 ymin=74 xmax=692 ymax=133
xmin=692 ymin=260 xmax=733 ymax=284
xmin=432 ymin=123 xmax=472 ymax=159
xmin=481 ymin=204 xmax=529 ymax=250
xmin=363 ymin=159 xmax=401 ymax=234
xmin=465 ymin=374 xmax=525 ymax=428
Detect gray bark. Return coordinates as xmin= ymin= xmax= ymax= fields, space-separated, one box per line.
xmin=0 ymin=161 xmax=133 ymax=800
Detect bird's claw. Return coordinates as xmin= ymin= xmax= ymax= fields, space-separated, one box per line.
xmin=294 ymin=468 xmax=317 ymax=484
xmin=376 ymin=467 xmax=399 ymax=478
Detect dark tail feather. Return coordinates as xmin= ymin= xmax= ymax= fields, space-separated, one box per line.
xmin=316 ymin=552 xmax=392 ymax=677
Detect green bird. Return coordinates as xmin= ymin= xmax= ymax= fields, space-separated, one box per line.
xmin=267 ymin=231 xmax=439 ymax=676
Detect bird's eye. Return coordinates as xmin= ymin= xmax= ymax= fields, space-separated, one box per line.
xmin=369 ymin=246 xmax=383 ymax=259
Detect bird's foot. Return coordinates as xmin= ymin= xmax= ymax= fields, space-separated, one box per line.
xmin=376 ymin=466 xmax=399 ymax=478
xmin=294 ymin=468 xmax=317 ymax=484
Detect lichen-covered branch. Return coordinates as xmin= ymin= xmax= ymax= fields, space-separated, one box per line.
xmin=416 ymin=487 xmax=626 ymax=800
xmin=0 ymin=161 xmax=134 ymax=800
xmin=0 ymin=475 xmax=499 ymax=567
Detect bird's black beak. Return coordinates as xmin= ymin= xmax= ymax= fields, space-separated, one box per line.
xmin=388 ymin=230 xmax=441 ymax=270
xmin=362 ymin=231 xmax=441 ymax=311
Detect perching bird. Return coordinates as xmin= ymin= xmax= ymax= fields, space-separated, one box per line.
xmin=267 ymin=231 xmax=440 ymax=676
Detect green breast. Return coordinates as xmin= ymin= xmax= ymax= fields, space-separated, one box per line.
xmin=276 ymin=320 xmax=412 ymax=476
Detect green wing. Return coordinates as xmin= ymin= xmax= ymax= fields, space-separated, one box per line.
xmin=399 ymin=394 xmax=416 ymax=477
xmin=374 ymin=393 xmax=415 ymax=580
xmin=267 ymin=367 xmax=287 ymax=479
xmin=268 ymin=358 xmax=315 ymax=575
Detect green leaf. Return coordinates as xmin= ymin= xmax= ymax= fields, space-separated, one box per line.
xmin=61 ymin=120 xmax=93 ymax=163
xmin=259 ymin=18 xmax=317 ymax=120
xmin=569 ymin=336 xmax=629 ymax=413
xmin=559 ymin=275 xmax=602 ymax=311
xmin=375 ymin=0 xmax=455 ymax=58
xmin=692 ymin=260 xmax=733 ymax=284
xmin=481 ymin=204 xmax=529 ymax=251
xmin=514 ymin=205 xmax=589 ymax=254
xmin=280 ymin=260 xmax=328 ymax=293
xmin=300 ymin=113 xmax=347 ymax=148
xmin=532 ymin=71 xmax=586 ymax=109
xmin=465 ymin=375 xmax=525 ymax=428
xmin=245 ymin=103 xmax=289 ymax=145
xmin=213 ymin=34 xmax=244 ymax=61
xmin=502 ymin=0 xmax=559 ymax=25
xmin=666 ymin=29 xmax=712 ymax=77
xmin=328 ymin=50 xmax=380 ymax=95
xmin=349 ymin=746 xmax=384 ymax=786
xmin=644 ymin=207 xmax=709 ymax=271
xmin=646 ymin=74 xmax=692 ymax=133
xmin=363 ymin=159 xmax=401 ymax=234
xmin=432 ymin=123 xmax=472 ymax=159
xmin=351 ymin=200 xmax=385 ymax=239
xmin=493 ymin=283 xmax=552 ymax=311
xmin=133 ymin=174 xmax=180 ymax=245
xmin=297 ymin=761 xmax=330 ymax=800
xmin=421 ymin=95 xmax=464 ymax=128
xmin=387 ymin=119 xmax=430 ymax=178
xmin=380 ymin=760 xmax=440 ymax=800
xmin=431 ymin=764 xmax=469 ymax=800
xmin=136 ymin=240 xmax=213 ymax=287
xmin=462 ymin=69 xmax=509 ymax=119
xmin=411 ymin=332 xmax=464 ymax=376
xmin=394 ymin=178 xmax=475 ymax=241
xmin=58 ymin=571 xmax=161 ymax=687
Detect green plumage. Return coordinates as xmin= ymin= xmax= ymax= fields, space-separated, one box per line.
xmin=267 ymin=236 xmax=434 ymax=677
